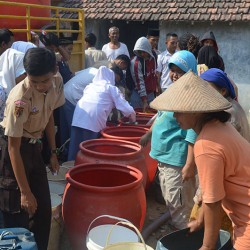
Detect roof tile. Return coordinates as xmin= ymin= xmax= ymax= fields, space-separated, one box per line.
xmin=242 ymin=14 xmax=250 ymax=21
xmin=199 ymin=13 xmax=211 ymax=21
xmin=214 ymin=2 xmax=225 ymax=8
xmin=168 ymin=7 xmax=178 ymax=13
xmin=53 ymin=0 xmax=250 ymax=22
xmin=204 ymin=2 xmax=215 ymax=8
xmin=194 ymin=2 xmax=205 ymax=8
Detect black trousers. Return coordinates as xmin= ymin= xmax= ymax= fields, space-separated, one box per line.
xmin=1 ymin=140 xmax=51 ymax=250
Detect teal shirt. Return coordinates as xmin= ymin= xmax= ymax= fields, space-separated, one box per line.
xmin=150 ymin=111 xmax=197 ymax=167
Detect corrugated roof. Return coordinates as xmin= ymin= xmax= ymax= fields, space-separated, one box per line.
xmin=53 ymin=0 xmax=250 ymax=22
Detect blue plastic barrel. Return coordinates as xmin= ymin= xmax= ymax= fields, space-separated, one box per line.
xmin=0 ymin=228 xmax=37 ymax=250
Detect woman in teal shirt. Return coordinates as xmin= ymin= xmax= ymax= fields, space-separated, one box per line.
xmin=140 ymin=50 xmax=197 ymax=229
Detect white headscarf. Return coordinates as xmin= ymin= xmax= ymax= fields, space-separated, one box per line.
xmin=92 ymin=66 xmax=115 ymax=86
xmin=0 ymin=48 xmax=25 ymax=95
xmin=12 ymin=41 xmax=36 ymax=53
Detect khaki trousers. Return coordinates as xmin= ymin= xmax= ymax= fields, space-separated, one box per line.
xmin=158 ymin=162 xmax=196 ymax=229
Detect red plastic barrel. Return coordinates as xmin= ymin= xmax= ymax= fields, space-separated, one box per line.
xmin=134 ymin=107 xmax=157 ymax=117
xmin=75 ymin=139 xmax=147 ymax=188
xmin=119 ymin=116 xmax=152 ymax=128
xmin=101 ymin=126 xmax=158 ymax=190
xmin=62 ymin=163 xmax=146 ymax=250
xmin=0 ymin=0 xmax=51 ymax=41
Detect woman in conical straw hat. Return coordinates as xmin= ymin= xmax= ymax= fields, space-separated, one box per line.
xmin=150 ymin=71 xmax=250 ymax=250
xmin=190 ymin=68 xmax=250 ymax=236
xmin=140 ymin=50 xmax=198 ymax=230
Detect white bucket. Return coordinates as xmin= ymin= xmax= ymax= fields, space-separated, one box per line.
xmin=86 ymin=215 xmax=139 ymax=250
xmin=48 ymin=193 xmax=63 ymax=250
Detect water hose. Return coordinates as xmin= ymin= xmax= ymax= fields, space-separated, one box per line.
xmin=141 ymin=210 xmax=171 ymax=240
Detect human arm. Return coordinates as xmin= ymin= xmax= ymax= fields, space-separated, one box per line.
xmin=182 ymin=143 xmax=196 ymax=182
xmin=131 ymin=58 xmax=148 ymax=111
xmin=110 ymin=86 xmax=136 ymax=122
xmin=139 ymin=122 xmax=154 ymax=147
xmin=30 ymin=31 xmax=40 ymax=47
xmin=8 ymin=136 xmax=37 ymax=215
xmin=188 ymin=200 xmax=223 ymax=250
xmin=156 ymin=71 xmax=162 ymax=95
xmin=56 ymin=45 xmax=71 ymax=62
xmin=200 ymin=201 xmax=223 ymax=250
xmin=45 ymin=114 xmax=60 ymax=174
xmin=156 ymin=54 xmax=163 ymax=95
xmin=182 ymin=129 xmax=197 ymax=181
xmin=46 ymin=33 xmax=71 ymax=62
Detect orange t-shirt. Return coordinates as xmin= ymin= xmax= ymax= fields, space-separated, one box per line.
xmin=194 ymin=120 xmax=250 ymax=250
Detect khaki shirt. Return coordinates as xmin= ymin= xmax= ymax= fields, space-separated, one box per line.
xmin=1 ymin=74 xmax=65 ymax=139
xmin=85 ymin=47 xmax=108 ymax=68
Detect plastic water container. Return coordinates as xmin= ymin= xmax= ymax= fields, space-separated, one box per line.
xmin=0 ymin=228 xmax=37 ymax=250
xmin=86 ymin=215 xmax=139 ymax=250
xmin=156 ymin=228 xmax=232 ymax=250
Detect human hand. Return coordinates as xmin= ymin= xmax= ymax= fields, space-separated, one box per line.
xmin=49 ymin=154 xmax=60 ymax=175
xmin=155 ymin=86 xmax=162 ymax=96
xmin=142 ymin=100 xmax=149 ymax=113
xmin=31 ymin=31 xmax=40 ymax=47
xmin=128 ymin=112 xmax=136 ymax=123
xmin=48 ymin=32 xmax=60 ymax=47
xmin=187 ymin=219 xmax=203 ymax=233
xmin=139 ymin=132 xmax=151 ymax=147
xmin=39 ymin=31 xmax=59 ymax=47
xmin=21 ymin=191 xmax=37 ymax=215
xmin=182 ymin=164 xmax=195 ymax=182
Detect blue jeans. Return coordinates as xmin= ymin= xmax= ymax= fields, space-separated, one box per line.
xmin=59 ymin=99 xmax=75 ymax=158
xmin=130 ymin=90 xmax=155 ymax=109
xmin=68 ymin=126 xmax=100 ymax=161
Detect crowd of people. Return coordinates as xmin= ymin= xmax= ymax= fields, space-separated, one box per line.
xmin=0 ymin=25 xmax=249 ymax=250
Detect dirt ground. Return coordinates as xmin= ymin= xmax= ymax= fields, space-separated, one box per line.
xmin=58 ymin=182 xmax=174 ymax=250
xmin=142 ymin=183 xmax=173 ymax=248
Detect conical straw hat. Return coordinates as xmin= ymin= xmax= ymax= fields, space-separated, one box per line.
xmin=150 ymin=71 xmax=232 ymax=113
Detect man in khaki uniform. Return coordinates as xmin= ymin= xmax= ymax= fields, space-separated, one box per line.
xmin=0 ymin=48 xmax=64 ymax=250
xmin=84 ymin=32 xmax=107 ymax=68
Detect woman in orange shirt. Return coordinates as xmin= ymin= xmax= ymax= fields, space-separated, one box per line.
xmin=150 ymin=71 xmax=250 ymax=250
